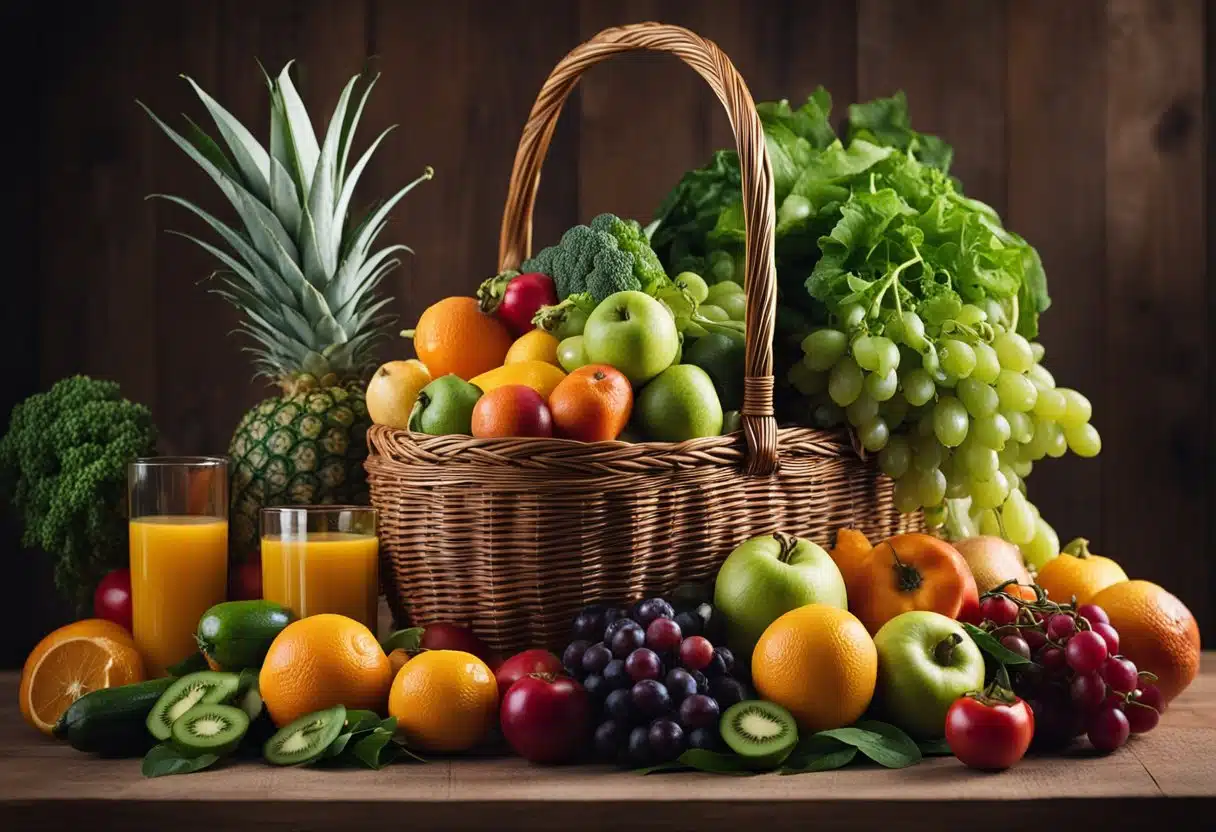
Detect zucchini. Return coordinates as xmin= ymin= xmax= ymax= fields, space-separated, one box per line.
xmin=54 ymin=677 xmax=175 ymax=757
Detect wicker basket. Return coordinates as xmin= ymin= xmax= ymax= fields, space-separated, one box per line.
xmin=366 ymin=22 xmax=922 ymax=654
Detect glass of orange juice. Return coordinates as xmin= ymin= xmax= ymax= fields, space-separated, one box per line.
xmin=128 ymin=457 xmax=229 ymax=676
xmin=260 ymin=506 xmax=379 ymax=629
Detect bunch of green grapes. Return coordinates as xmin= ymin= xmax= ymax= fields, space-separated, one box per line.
xmin=656 ymin=273 xmax=747 ymax=335
xmin=790 ymin=301 xmax=1099 ymax=564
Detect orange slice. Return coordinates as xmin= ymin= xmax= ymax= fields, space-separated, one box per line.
xmin=22 ymin=634 xmax=144 ymax=734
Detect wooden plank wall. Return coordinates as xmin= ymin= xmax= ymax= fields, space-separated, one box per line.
xmin=3 ymin=0 xmax=1211 ymax=661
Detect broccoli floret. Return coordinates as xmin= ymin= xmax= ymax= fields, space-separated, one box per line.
xmin=522 ymin=212 xmax=669 ymax=304
xmin=0 ymin=376 xmax=157 ymax=610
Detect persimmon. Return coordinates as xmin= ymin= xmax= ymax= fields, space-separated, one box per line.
xmin=829 ymin=527 xmax=871 ymax=600
xmin=852 ymin=534 xmax=980 ymax=634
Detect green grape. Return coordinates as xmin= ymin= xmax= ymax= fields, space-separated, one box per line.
xmin=996 ymin=369 xmax=1038 ymax=411
xmin=1021 ymin=516 xmax=1060 ymax=570
xmin=699 ymin=304 xmax=730 ymax=322
xmin=859 ymin=417 xmax=890 ymax=452
xmin=879 ymin=435 xmax=911 ymax=479
xmin=994 ymin=331 xmax=1034 ymax=373
xmin=852 ymin=335 xmax=880 ymax=372
xmin=1004 ymin=410 xmax=1034 ymax=443
xmin=932 ymin=396 xmax=969 ymax=448
xmin=812 ymin=402 xmax=845 ymax=428
xmin=660 ymin=288 xmax=695 ymax=319
xmin=706 ymin=279 xmax=744 ymax=306
xmin=915 ymin=468 xmax=947 ymax=507
xmin=999 ymin=464 xmax=1021 ymax=494
xmin=828 ymin=356 xmax=864 ymax=406
xmin=846 ymin=393 xmax=879 ymax=427
xmin=945 ymin=478 xmax=970 ymax=500
xmin=1046 ymin=423 xmax=1068 ymax=458
xmin=839 ymin=302 xmax=866 ymax=330
xmin=973 ymin=412 xmax=1011 ymax=450
xmin=1058 ymin=388 xmax=1092 ymax=427
xmin=881 ymin=395 xmax=910 ymax=428
xmin=923 ymin=504 xmax=947 ymax=529
xmin=874 ymin=337 xmax=901 ymax=376
xmin=981 ymin=299 xmax=1007 ymax=327
xmin=899 ymin=311 xmax=927 ymax=349
xmin=802 ymin=328 xmax=848 ymax=371
xmin=912 ymin=434 xmax=944 ymax=471
xmin=920 ymin=343 xmax=942 ymax=377
xmin=1029 ymin=341 xmax=1046 ymax=363
xmin=787 ymin=362 xmax=827 ymax=395
xmin=865 ymin=369 xmax=899 ymax=402
xmin=1023 ymin=426 xmax=1050 ymax=461
xmin=1026 ymin=363 xmax=1056 ymax=390
xmin=977 ymin=508 xmax=1002 ymax=537
xmin=674 ymin=272 xmax=710 ymax=305
xmin=957 ymin=378 xmax=998 ymax=417
xmin=971 ymin=342 xmax=1001 ymax=384
xmin=893 ymin=477 xmax=923 ymax=514
xmin=901 ymin=368 xmax=936 ymax=407
xmin=956 ymin=304 xmax=987 ymax=327
xmin=962 ymin=442 xmax=999 ymax=481
xmin=718 ymin=292 xmax=747 ymax=322
xmin=1032 ymin=388 xmax=1067 ymax=421
xmin=1012 ymin=458 xmax=1033 ymax=478
xmin=1064 ymin=422 xmax=1101 ymax=457
xmin=916 ymin=409 xmax=937 ymax=437
xmin=939 ymin=339 xmax=976 ymax=379
xmin=971 ymin=470 xmax=1010 ymax=510
xmin=1001 ymin=488 xmax=1036 ymax=545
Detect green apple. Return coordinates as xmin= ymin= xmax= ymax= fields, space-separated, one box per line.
xmin=872 ymin=611 xmax=986 ymax=739
xmin=557 ymin=335 xmax=590 ymax=373
xmin=583 ymin=291 xmax=679 ymax=384
xmin=408 ymin=375 xmax=482 ymax=435
xmin=636 ymin=365 xmax=723 ymax=441
xmin=713 ymin=532 xmax=847 ymax=666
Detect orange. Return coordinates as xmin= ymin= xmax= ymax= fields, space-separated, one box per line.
xmin=1090 ymin=580 xmax=1201 ymax=703
xmin=470 ymin=360 xmax=567 ymax=399
xmin=259 ymin=614 xmax=393 ymax=727
xmin=829 ymin=527 xmax=871 ymax=600
xmin=366 ymin=359 xmax=432 ymax=429
xmin=471 ymin=385 xmax=554 ymax=438
xmin=410 ymin=297 xmax=512 ymax=380
xmin=505 ymin=329 xmax=560 ymax=367
xmin=751 ymin=605 xmax=877 ymax=733
xmin=1037 ymin=537 xmax=1127 ymax=606
xmin=547 ymin=364 xmax=633 ymax=442
xmin=19 ymin=619 xmax=144 ymax=734
xmin=389 ymin=650 xmax=498 ymax=752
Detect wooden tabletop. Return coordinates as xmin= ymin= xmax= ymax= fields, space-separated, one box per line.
xmin=3 ymin=657 xmax=1215 ymax=831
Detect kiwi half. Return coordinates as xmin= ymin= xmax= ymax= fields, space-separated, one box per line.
xmin=170 ymin=703 xmax=249 ymax=757
xmin=146 ymin=671 xmax=240 ymax=740
xmin=263 ymin=705 xmax=347 ymax=766
xmin=720 ymin=700 xmax=799 ymax=769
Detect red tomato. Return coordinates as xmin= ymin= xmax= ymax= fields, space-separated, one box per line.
xmin=496 ymin=649 xmax=564 ymax=698
xmin=945 ymin=691 xmax=1035 ymax=770
xmin=500 ymin=674 xmax=590 ymax=764
xmin=93 ymin=569 xmax=133 ymax=633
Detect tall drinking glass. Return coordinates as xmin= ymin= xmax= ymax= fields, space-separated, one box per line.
xmin=128 ymin=457 xmax=229 ymax=676
xmin=261 ymin=507 xmax=379 ymax=629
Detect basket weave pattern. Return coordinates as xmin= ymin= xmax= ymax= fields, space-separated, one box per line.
xmin=367 ymin=23 xmax=922 ymax=653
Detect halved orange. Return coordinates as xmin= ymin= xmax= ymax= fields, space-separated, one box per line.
xmin=19 ymin=620 xmax=144 ymax=735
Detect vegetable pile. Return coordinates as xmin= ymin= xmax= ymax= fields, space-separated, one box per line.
xmin=648 ymin=89 xmax=1095 ymax=556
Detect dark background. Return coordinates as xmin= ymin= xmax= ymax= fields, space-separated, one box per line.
xmin=2 ymin=0 xmax=1211 ymax=667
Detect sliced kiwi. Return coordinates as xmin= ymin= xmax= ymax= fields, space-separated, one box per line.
xmin=146 ymin=671 xmax=241 ymax=740
xmin=263 ymin=705 xmax=347 ymax=766
xmin=720 ymin=700 xmax=799 ymax=769
xmin=170 ymin=703 xmax=250 ymax=757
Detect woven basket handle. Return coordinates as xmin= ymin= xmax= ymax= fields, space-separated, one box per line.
xmin=498 ymin=22 xmax=779 ymax=475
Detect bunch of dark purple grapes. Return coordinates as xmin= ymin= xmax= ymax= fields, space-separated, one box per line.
xmin=562 ymin=595 xmax=750 ymax=767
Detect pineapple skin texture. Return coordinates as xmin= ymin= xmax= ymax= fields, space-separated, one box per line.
xmin=227 ymin=382 xmax=372 ymax=560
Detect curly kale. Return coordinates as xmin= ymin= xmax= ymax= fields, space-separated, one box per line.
xmin=523 ymin=213 xmax=669 ymax=304
xmin=0 ymin=376 xmax=157 ymax=609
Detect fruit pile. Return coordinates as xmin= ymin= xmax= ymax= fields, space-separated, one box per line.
xmin=559 ymin=597 xmax=748 ymax=766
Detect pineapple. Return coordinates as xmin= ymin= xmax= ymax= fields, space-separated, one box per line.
xmin=143 ymin=62 xmax=431 ymax=557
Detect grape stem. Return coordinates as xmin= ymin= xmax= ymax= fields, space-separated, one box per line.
xmin=869 ymin=246 xmax=923 ymax=320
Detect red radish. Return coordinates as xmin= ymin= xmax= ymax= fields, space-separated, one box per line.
xmin=478 ymin=271 xmax=558 ymax=335
xmin=229 ymin=560 xmax=262 ymax=601
xmin=420 ymin=622 xmax=501 ymax=669
xmin=496 ymin=649 xmax=564 ymax=697
xmin=93 ymin=569 xmax=133 ymax=633
xmin=500 ymin=673 xmax=590 ymax=763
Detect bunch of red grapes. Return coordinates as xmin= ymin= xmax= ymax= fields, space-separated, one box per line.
xmin=561 ymin=596 xmax=749 ymax=767
xmin=978 ymin=586 xmax=1164 ymax=753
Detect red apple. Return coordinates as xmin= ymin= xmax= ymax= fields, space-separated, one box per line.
xmin=420 ymin=622 xmax=501 ymax=669
xmin=471 ymin=385 xmax=553 ymax=438
xmin=500 ymin=674 xmax=590 ymax=764
xmin=496 ymin=649 xmax=564 ymax=698
xmin=229 ymin=560 xmax=262 ymax=600
xmin=93 ymin=569 xmax=132 ymax=633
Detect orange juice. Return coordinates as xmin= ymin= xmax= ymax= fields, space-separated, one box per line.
xmin=261 ymin=532 xmax=379 ymax=627
xmin=129 ymin=515 xmax=229 ymax=676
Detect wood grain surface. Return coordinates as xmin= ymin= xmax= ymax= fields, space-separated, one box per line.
xmin=1 ymin=656 xmax=1214 ymax=830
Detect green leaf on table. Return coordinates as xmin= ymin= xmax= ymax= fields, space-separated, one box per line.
xmin=352 ymin=728 xmax=397 ymax=770
xmin=815 ymin=721 xmax=921 ymax=769
xmin=342 ymin=709 xmax=384 ymax=735
xmin=637 ymin=749 xmax=754 ymax=776
xmin=963 ymin=622 xmax=1034 ymax=667
xmin=142 ymin=743 xmax=221 ymax=778
xmin=917 ymin=737 xmax=954 ymax=757
xmin=781 ymin=745 xmax=858 ymax=774
xmin=381 ymin=627 xmax=424 ymax=653
xmin=167 ymin=653 xmax=209 ymax=676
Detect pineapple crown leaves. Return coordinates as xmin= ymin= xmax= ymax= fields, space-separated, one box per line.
xmin=140 ymin=61 xmax=433 ymax=383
